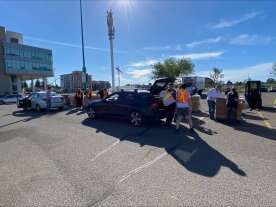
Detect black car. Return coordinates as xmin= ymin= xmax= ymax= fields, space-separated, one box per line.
xmin=86 ymin=77 xmax=175 ymax=126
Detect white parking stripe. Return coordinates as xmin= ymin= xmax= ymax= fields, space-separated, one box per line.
xmin=91 ymin=139 xmax=121 ymax=162
xmin=90 ymin=128 xmax=151 ymax=162
xmin=118 ymin=151 xmax=168 ymax=183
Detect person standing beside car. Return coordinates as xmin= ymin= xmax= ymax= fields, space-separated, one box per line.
xmin=160 ymin=85 xmax=176 ymax=126
xmin=75 ymin=88 xmax=83 ymax=109
xmin=46 ymin=86 xmax=52 ymax=112
xmin=207 ymin=85 xmax=221 ymax=120
xmin=226 ymin=87 xmax=239 ymax=123
xmin=175 ymin=84 xmax=194 ymax=132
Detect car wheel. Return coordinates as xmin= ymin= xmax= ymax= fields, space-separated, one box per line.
xmin=129 ymin=111 xmax=143 ymax=127
xmin=58 ymin=106 xmax=64 ymax=110
xmin=36 ymin=104 xmax=41 ymax=112
xmin=87 ymin=107 xmax=96 ymax=119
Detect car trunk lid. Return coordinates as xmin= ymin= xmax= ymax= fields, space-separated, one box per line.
xmin=149 ymin=77 xmax=175 ymax=96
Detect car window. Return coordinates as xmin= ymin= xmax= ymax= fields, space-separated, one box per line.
xmin=106 ymin=93 xmax=120 ymax=102
xmin=138 ymin=93 xmax=151 ymax=102
xmin=123 ymin=92 xmax=136 ymax=102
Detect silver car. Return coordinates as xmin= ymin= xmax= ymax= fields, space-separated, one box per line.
xmin=26 ymin=91 xmax=64 ymax=111
xmin=0 ymin=94 xmax=22 ymax=104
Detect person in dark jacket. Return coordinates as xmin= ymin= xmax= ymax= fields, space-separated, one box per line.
xmin=75 ymin=88 xmax=83 ymax=109
xmin=226 ymin=87 xmax=239 ymax=122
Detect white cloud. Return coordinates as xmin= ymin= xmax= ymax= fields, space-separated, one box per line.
xmin=230 ymin=34 xmax=272 ymax=45
xmin=172 ymin=51 xmax=224 ymax=60
xmin=126 ymin=69 xmax=152 ymax=78
xmin=128 ymin=59 xmax=159 ymax=67
xmin=210 ymin=11 xmax=260 ymax=29
xmin=144 ymin=45 xmax=172 ymax=51
xmin=175 ymin=44 xmax=182 ymax=51
xmin=186 ymin=36 xmax=222 ymax=48
xmin=197 ymin=62 xmax=273 ymax=82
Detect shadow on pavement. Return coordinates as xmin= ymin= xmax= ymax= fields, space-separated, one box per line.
xmin=0 ymin=109 xmax=63 ymax=128
xmin=82 ymin=118 xmax=246 ymax=177
xmin=232 ymin=120 xmax=276 ymax=141
xmin=242 ymin=113 xmax=268 ymax=121
xmin=262 ymin=106 xmax=276 ymax=113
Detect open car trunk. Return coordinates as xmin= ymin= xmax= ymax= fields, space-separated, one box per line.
xmin=150 ymin=77 xmax=175 ymax=97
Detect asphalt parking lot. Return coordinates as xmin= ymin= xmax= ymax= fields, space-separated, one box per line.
xmin=0 ymin=93 xmax=275 ymax=206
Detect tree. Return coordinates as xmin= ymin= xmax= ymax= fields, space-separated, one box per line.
xmin=22 ymin=81 xmax=28 ymax=88
xmin=210 ymin=68 xmax=224 ymax=85
xmin=226 ymin=80 xmax=233 ymax=85
xmin=35 ymin=79 xmax=41 ymax=88
xmin=267 ymin=78 xmax=275 ymax=90
xmin=271 ymin=63 xmax=276 ymax=76
xmin=152 ymin=58 xmax=194 ymax=79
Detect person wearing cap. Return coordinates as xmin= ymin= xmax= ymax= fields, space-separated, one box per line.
xmin=160 ymin=84 xmax=176 ymax=126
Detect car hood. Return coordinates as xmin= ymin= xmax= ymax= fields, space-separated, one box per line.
xmin=150 ymin=77 xmax=175 ymax=96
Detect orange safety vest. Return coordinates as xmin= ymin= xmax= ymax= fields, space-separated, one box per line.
xmin=177 ymin=89 xmax=190 ymax=104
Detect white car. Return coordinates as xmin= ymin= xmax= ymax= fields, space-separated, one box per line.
xmin=20 ymin=91 xmax=64 ymax=111
xmin=0 ymin=94 xmax=22 ymax=104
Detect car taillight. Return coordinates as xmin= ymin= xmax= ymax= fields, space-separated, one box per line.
xmin=151 ymin=102 xmax=159 ymax=109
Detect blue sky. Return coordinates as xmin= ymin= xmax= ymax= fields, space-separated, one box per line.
xmin=1 ymin=0 xmax=275 ymax=85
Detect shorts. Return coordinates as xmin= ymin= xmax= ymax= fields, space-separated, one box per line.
xmin=176 ymin=108 xmax=190 ymax=120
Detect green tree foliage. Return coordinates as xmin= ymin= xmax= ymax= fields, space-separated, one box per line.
xmin=22 ymin=81 xmax=28 ymax=88
xmin=210 ymin=68 xmax=224 ymax=85
xmin=152 ymin=58 xmax=194 ymax=79
xmin=35 ymin=79 xmax=41 ymax=88
xmin=91 ymin=81 xmax=111 ymax=91
xmin=271 ymin=63 xmax=276 ymax=76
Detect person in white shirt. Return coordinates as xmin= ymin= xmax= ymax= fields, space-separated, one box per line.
xmin=160 ymin=85 xmax=176 ymax=126
xmin=207 ymin=85 xmax=221 ymax=120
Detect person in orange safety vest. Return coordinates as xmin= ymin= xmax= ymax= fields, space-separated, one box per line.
xmin=175 ymin=84 xmax=194 ymax=132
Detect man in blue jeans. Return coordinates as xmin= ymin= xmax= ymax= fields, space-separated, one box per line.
xmin=207 ymin=85 xmax=221 ymax=120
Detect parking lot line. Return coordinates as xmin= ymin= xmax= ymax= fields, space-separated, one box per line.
xmin=118 ymin=151 xmax=168 ymax=184
xmin=90 ymin=127 xmax=152 ymax=162
xmin=91 ymin=139 xmax=121 ymax=162
xmin=257 ymin=111 xmax=273 ymax=129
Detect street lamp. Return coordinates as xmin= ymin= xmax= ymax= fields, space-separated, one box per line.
xmin=107 ymin=9 xmax=115 ymax=92
xmin=80 ymin=0 xmax=87 ymax=90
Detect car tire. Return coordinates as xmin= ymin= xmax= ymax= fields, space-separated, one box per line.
xmin=58 ymin=106 xmax=64 ymax=111
xmin=129 ymin=111 xmax=143 ymax=127
xmin=87 ymin=107 xmax=96 ymax=119
xmin=36 ymin=104 xmax=41 ymax=112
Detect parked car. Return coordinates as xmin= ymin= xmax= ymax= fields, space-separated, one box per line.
xmin=0 ymin=94 xmax=23 ymax=104
xmin=18 ymin=91 xmax=64 ymax=111
xmin=86 ymin=77 xmax=175 ymax=126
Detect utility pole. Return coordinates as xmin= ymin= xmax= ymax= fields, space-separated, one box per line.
xmin=80 ymin=0 xmax=87 ymax=90
xmin=107 ymin=9 xmax=115 ymax=92
xmin=116 ymin=66 xmax=122 ymax=88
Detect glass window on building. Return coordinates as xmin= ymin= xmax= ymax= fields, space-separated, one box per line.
xmin=20 ymin=61 xmax=25 ymax=70
xmin=6 ymin=60 xmax=13 ymax=69
xmin=19 ymin=46 xmax=24 ymax=57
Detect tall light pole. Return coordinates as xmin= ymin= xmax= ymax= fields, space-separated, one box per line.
xmin=116 ymin=66 xmax=123 ymax=88
xmin=107 ymin=9 xmax=115 ymax=92
xmin=80 ymin=0 xmax=87 ymax=90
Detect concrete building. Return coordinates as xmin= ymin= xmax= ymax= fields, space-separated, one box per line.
xmin=60 ymin=71 xmax=91 ymax=92
xmin=0 ymin=26 xmax=53 ymax=95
